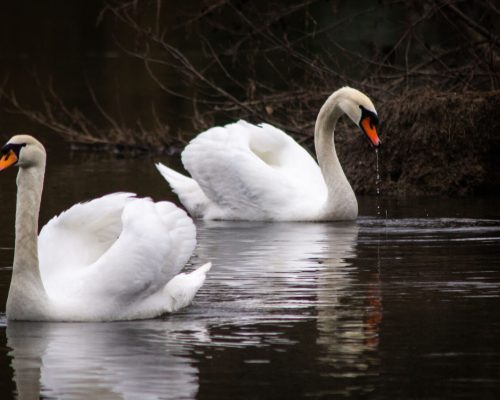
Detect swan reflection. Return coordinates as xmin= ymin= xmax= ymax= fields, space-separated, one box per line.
xmin=7 ymin=221 xmax=381 ymax=398
xmin=7 ymin=319 xmax=207 ymax=400
xmin=194 ymin=221 xmax=381 ymax=359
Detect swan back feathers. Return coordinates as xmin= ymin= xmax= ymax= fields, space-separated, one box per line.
xmin=180 ymin=120 xmax=326 ymax=220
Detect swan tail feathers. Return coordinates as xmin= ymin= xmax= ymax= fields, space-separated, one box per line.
xmin=164 ymin=262 xmax=212 ymax=312
xmin=155 ymin=162 xmax=210 ymax=218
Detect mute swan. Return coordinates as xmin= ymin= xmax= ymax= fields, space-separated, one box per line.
xmin=156 ymin=86 xmax=381 ymax=221
xmin=0 ymin=135 xmax=211 ymax=321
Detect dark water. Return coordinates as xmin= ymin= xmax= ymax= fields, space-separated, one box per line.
xmin=0 ymin=151 xmax=500 ymax=399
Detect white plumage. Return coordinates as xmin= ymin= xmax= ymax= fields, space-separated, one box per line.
xmin=157 ymin=87 xmax=380 ymax=221
xmin=158 ymin=121 xmax=325 ymax=220
xmin=0 ymin=135 xmax=211 ymax=321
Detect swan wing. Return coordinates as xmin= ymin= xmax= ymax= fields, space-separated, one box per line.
xmin=77 ymin=199 xmax=196 ymax=305
xmin=38 ymin=192 xmax=135 ymax=283
xmin=39 ymin=195 xmax=197 ymax=305
xmin=182 ymin=120 xmax=326 ymax=219
xmin=68 ymin=199 xmax=196 ymax=303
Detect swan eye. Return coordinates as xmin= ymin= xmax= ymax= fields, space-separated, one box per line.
xmin=359 ymin=105 xmax=379 ymax=127
xmin=0 ymin=143 xmax=26 ymax=170
xmin=1 ymin=143 xmax=26 ymax=157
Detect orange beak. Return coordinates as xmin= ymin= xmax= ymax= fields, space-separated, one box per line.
xmin=0 ymin=149 xmax=18 ymax=171
xmin=360 ymin=117 xmax=381 ymax=147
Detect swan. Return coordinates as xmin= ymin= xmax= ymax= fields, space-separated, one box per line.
xmin=0 ymin=135 xmax=211 ymax=321
xmin=156 ymin=86 xmax=381 ymax=221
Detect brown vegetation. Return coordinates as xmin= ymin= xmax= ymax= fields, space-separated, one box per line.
xmin=340 ymin=88 xmax=500 ymax=195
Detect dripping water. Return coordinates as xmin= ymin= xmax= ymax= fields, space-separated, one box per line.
xmin=375 ymin=148 xmax=381 ymax=217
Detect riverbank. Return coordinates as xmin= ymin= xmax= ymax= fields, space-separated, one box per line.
xmin=339 ymin=88 xmax=500 ymax=196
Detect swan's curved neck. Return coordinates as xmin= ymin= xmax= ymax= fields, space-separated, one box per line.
xmin=7 ymin=163 xmax=49 ymax=319
xmin=314 ymin=93 xmax=357 ymax=219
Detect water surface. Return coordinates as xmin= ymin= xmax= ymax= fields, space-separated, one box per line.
xmin=0 ymin=151 xmax=499 ymax=399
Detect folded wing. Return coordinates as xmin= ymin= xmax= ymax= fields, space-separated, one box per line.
xmin=38 ymin=194 xmax=196 ymax=308
xmin=182 ymin=120 xmax=325 ymax=219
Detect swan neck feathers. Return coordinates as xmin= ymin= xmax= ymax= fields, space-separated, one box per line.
xmin=7 ymin=136 xmax=49 ymax=319
xmin=314 ymin=87 xmax=360 ymax=219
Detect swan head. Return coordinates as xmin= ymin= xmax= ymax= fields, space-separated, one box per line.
xmin=0 ymin=135 xmax=46 ymax=171
xmin=336 ymin=87 xmax=381 ymax=147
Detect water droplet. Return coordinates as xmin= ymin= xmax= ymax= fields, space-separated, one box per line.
xmin=375 ymin=149 xmax=381 ymax=217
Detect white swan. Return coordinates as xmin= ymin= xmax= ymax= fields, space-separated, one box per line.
xmin=156 ymin=86 xmax=381 ymax=221
xmin=0 ymin=135 xmax=211 ymax=321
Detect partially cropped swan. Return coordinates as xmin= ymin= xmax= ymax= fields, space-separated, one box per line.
xmin=156 ymin=86 xmax=381 ymax=221
xmin=0 ymin=135 xmax=211 ymax=321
